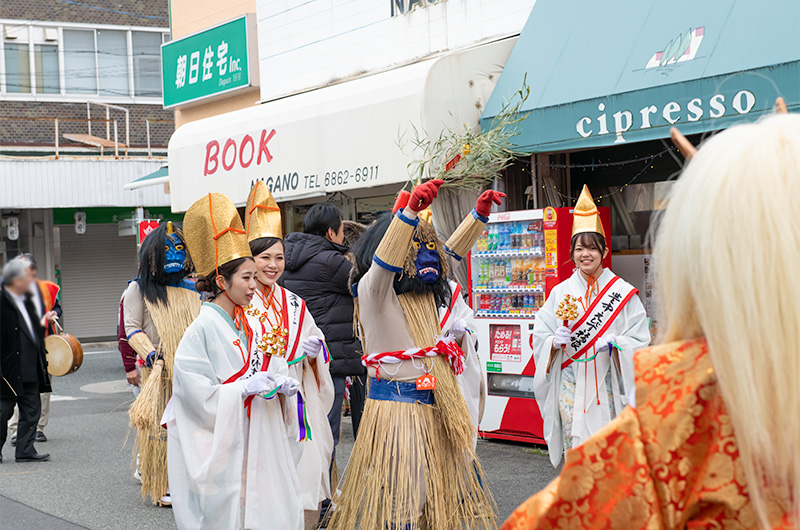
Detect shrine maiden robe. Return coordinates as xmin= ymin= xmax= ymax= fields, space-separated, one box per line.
xmin=533 ymin=268 xmax=650 ymax=466
xmin=502 ymin=339 xmax=796 ymax=529
xmin=164 ymin=303 xmax=304 ymax=530
xmin=248 ymin=285 xmax=334 ymax=511
xmin=439 ymin=280 xmax=485 ymax=437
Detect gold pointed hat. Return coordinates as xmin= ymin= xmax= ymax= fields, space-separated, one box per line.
xmin=184 ymin=193 xmax=251 ymax=277
xmin=572 ymin=185 xmax=605 ymax=238
xmin=245 ymin=181 xmax=282 ymax=242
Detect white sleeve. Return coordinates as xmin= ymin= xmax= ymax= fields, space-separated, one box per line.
xmin=532 ymin=289 xmax=566 ymax=467
xmin=611 ymin=293 xmax=651 ymax=407
xmin=167 ymin=323 xmax=247 ymax=530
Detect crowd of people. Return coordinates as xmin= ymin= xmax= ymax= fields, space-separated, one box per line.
xmin=2 ymin=112 xmax=799 ymax=529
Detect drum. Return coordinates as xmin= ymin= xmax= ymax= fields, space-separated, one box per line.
xmin=45 ymin=324 xmax=84 ymax=376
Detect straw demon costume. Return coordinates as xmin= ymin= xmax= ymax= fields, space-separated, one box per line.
xmin=124 ymin=222 xmax=201 ymax=505
xmin=329 ymin=180 xmax=503 ymax=530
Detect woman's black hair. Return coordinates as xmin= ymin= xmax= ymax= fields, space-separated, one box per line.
xmin=351 ymin=213 xmax=392 ymax=286
xmin=195 ymin=256 xmax=254 ymax=297
xmin=137 ymin=222 xmax=192 ymax=305
xmin=303 ymin=203 xmax=343 ymax=238
xmin=249 ymin=237 xmax=283 ymax=257
xmin=570 ymin=232 xmax=607 ymax=256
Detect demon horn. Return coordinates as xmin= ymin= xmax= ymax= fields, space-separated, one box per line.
xmin=392 ymin=190 xmax=411 ymax=214
xmin=670 ymin=127 xmax=697 ymax=161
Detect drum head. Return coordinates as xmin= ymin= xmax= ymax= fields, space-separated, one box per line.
xmin=45 ymin=335 xmax=74 ymax=376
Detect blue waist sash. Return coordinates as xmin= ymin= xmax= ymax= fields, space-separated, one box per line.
xmin=368 ymin=377 xmax=435 ymax=405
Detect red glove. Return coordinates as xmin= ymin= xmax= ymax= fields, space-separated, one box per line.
xmin=408 ymin=179 xmax=444 ymax=212
xmin=475 ymin=190 xmax=506 ymax=217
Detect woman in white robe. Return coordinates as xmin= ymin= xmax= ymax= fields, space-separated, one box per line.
xmin=533 ymin=188 xmax=650 ymax=467
xmin=246 ymin=231 xmax=334 ymax=529
xmin=165 ymin=192 xmax=305 ymax=530
xmin=439 ymin=279 xmax=485 ymax=439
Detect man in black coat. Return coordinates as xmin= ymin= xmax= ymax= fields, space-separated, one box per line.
xmin=0 ymin=258 xmax=53 ymax=463
xmin=280 ymin=204 xmax=366 ymax=445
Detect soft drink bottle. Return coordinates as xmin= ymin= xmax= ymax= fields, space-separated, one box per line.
xmin=505 ymin=259 xmax=513 ymax=285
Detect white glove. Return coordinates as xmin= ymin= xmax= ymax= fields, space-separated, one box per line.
xmin=274 ymin=373 xmax=301 ymax=397
xmin=600 ymin=333 xmax=619 ymax=349
xmin=449 ymin=318 xmax=468 ymax=340
xmin=302 ymin=337 xmax=323 ymax=359
xmin=553 ymin=326 xmax=571 ymax=349
xmin=241 ymin=371 xmax=277 ymax=397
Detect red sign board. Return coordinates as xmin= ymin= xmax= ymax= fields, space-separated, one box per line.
xmin=138 ymin=220 xmax=160 ymax=246
xmin=445 ymin=153 xmax=461 ymax=172
xmin=490 ymin=324 xmax=522 ymax=362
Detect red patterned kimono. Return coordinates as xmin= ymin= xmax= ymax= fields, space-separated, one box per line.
xmin=503 ymin=339 xmax=795 ymax=529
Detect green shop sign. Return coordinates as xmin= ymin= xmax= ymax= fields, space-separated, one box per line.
xmin=53 ymin=207 xmax=183 ymax=225
xmin=161 ymin=15 xmax=256 ymax=109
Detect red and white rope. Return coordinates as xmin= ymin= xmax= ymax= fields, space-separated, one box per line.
xmin=362 ymin=338 xmax=465 ymax=379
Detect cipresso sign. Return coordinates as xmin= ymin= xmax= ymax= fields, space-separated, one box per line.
xmin=161 ymin=15 xmax=257 ymax=109
xmin=576 ymin=87 xmax=756 ymax=144
xmin=519 ymin=61 xmax=800 ymax=152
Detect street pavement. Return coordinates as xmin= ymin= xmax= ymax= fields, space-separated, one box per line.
xmin=1 ymin=347 xmax=559 ymax=529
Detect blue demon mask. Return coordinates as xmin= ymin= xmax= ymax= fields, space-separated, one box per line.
xmin=413 ymin=237 xmax=440 ymax=284
xmin=164 ymin=233 xmax=186 ymax=274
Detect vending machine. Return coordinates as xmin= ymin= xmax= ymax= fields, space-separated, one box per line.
xmin=467 ymin=206 xmax=611 ymax=443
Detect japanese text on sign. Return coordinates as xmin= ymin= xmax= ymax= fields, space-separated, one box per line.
xmin=544 ymin=229 xmax=558 ymax=276
xmin=162 ymin=15 xmax=252 ymax=108
xmin=490 ymin=324 xmax=522 ymax=362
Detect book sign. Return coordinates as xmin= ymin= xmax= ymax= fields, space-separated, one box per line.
xmin=490 ymin=324 xmax=521 ymax=362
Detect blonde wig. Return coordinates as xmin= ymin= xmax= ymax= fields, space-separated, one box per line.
xmin=654 ymin=114 xmax=800 ymax=527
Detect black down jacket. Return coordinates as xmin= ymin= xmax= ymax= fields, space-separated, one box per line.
xmin=280 ymin=232 xmax=364 ymax=377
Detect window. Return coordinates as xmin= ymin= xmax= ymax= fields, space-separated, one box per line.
xmin=2 ymin=23 xmax=168 ymax=100
xmin=132 ymin=31 xmax=162 ymax=97
xmin=63 ymin=29 xmax=97 ymax=94
xmin=96 ymin=30 xmax=129 ymax=96
xmin=4 ymin=42 xmax=31 ymax=93
xmin=34 ymin=44 xmax=59 ymax=93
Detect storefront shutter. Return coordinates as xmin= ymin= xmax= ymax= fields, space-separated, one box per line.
xmin=59 ymin=223 xmax=138 ymax=341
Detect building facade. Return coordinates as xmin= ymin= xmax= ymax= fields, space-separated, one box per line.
xmin=165 ymin=0 xmax=537 ymax=233
xmin=0 ymin=0 xmax=175 ymax=340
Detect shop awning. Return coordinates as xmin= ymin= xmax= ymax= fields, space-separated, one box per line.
xmin=124 ymin=166 xmax=169 ymax=190
xmin=167 ymin=38 xmax=516 ymax=212
xmin=481 ymin=0 xmax=800 ymax=153
xmin=0 ymin=158 xmax=169 ymax=209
